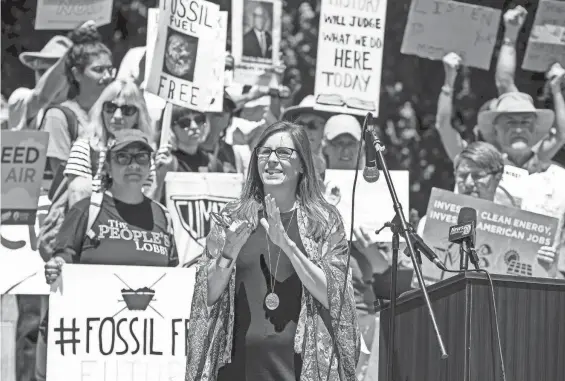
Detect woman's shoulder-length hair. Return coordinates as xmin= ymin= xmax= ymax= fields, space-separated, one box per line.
xmin=229 ymin=120 xmax=341 ymax=240
xmin=84 ymin=79 xmax=154 ymax=149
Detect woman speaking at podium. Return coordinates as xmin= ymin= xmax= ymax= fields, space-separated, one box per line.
xmin=185 ymin=121 xmax=360 ymax=381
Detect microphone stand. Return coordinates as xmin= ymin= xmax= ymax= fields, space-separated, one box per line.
xmin=367 ymin=122 xmax=448 ymax=381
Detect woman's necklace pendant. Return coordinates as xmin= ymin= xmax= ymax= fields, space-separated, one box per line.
xmin=265 ymin=292 xmax=280 ymax=310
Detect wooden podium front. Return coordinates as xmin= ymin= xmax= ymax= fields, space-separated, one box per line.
xmin=378 ymin=272 xmax=565 ymax=381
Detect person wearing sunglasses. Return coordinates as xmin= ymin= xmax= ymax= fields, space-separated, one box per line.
xmin=64 ymin=79 xmax=156 ymax=208
xmin=185 ymin=121 xmax=359 ymax=381
xmin=151 ymin=104 xmax=236 ymax=202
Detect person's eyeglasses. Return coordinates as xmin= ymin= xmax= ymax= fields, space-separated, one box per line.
xmin=175 ymin=114 xmax=207 ymax=129
xmin=103 ymin=102 xmax=139 ymax=116
xmin=455 ymin=170 xmax=500 ymax=183
xmin=111 ymin=152 xmax=152 ymax=166
xmin=255 ymin=146 xmax=297 ymax=160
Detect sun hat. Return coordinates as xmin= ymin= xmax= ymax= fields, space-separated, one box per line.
xmin=477 ymin=92 xmax=555 ymax=145
xmin=19 ymin=36 xmax=72 ymax=70
xmin=281 ymin=95 xmax=332 ymax=122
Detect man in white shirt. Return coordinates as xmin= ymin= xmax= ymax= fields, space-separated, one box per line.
xmin=8 ymin=35 xmax=72 ymax=130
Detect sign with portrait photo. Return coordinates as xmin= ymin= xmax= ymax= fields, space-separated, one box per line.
xmin=165 ymin=172 xmax=244 ymax=266
xmin=314 ymin=0 xmax=387 ymax=115
xmin=232 ymin=0 xmax=282 ymax=85
xmin=46 ymin=265 xmax=195 ymax=381
xmin=420 ymin=188 xmax=560 ymax=284
xmin=146 ymin=0 xmax=220 ymax=112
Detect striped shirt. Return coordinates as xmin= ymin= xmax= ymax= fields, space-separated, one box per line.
xmin=64 ymin=138 xmax=156 ymax=189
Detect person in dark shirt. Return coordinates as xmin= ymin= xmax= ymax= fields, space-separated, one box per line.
xmin=152 ymin=104 xmax=237 ymax=202
xmin=44 ymin=129 xmax=178 ymax=276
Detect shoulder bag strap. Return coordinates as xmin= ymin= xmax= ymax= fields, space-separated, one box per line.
xmin=84 ymin=191 xmax=106 ymax=241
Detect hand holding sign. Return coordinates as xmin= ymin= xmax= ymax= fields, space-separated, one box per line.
xmin=44 ymin=256 xmax=65 ymax=285
xmin=503 ymin=6 xmax=528 ymax=39
xmin=442 ymin=52 xmax=462 ymax=87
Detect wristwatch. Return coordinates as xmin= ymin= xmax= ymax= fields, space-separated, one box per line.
xmin=217 ymin=255 xmax=233 ymax=269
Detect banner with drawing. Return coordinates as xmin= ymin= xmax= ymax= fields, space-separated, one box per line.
xmin=323 ymin=170 xmax=409 ymax=242
xmin=46 ymin=265 xmax=195 ymax=381
xmin=146 ymin=0 xmax=220 ymax=112
xmin=314 ymin=0 xmax=387 ymax=115
xmin=400 ymin=0 xmax=501 ymax=70
xmin=35 ymin=0 xmax=113 ymax=29
xmin=231 ymin=0 xmax=282 ymax=85
xmin=165 ymin=172 xmax=243 ymax=266
xmin=523 ymin=0 xmax=565 ymax=72
xmin=2 ymin=131 xmax=48 ymax=225
xmin=420 ymin=188 xmax=559 ymax=284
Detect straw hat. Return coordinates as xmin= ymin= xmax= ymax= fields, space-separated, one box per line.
xmin=19 ymin=36 xmax=72 ymax=70
xmin=477 ymin=92 xmax=554 ymax=145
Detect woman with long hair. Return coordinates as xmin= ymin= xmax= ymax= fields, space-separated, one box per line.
xmin=64 ymin=78 xmax=155 ymax=206
xmin=185 ymin=121 xmax=360 ymax=381
xmin=41 ymin=22 xmax=114 ymax=175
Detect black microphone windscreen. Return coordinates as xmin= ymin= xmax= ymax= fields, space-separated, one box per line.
xmin=458 ymin=207 xmax=477 ymax=224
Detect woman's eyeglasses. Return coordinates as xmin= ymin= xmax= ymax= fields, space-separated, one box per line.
xmin=175 ymin=114 xmax=207 ymax=128
xmin=103 ymin=102 xmax=139 ymax=116
xmin=255 ymin=146 xmax=297 ymax=160
xmin=111 ymin=152 xmax=152 ymax=166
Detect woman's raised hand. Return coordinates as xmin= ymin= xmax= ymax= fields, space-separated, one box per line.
xmin=260 ymin=195 xmax=292 ymax=250
xmin=222 ymin=219 xmax=253 ymax=259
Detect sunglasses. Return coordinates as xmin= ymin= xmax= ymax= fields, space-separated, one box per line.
xmin=175 ymin=114 xmax=207 ymax=127
xmin=210 ymin=212 xmax=232 ymax=229
xmin=255 ymin=146 xmax=297 ymax=160
xmin=103 ymin=102 xmax=139 ymax=117
xmin=111 ymin=151 xmax=152 ymax=166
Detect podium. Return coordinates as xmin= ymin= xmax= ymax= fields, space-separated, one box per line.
xmin=378 ymin=272 xmax=565 ymax=381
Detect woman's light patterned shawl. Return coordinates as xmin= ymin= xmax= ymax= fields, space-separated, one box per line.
xmin=185 ymin=204 xmax=360 ymax=381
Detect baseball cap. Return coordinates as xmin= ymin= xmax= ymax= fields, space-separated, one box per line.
xmin=109 ymin=130 xmax=155 ymax=153
xmin=323 ymin=114 xmax=362 ymax=141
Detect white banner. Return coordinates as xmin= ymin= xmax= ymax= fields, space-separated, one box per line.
xmin=35 ymin=0 xmax=113 ymax=30
xmin=323 ymin=170 xmax=410 ymax=242
xmin=165 ymin=172 xmax=243 ymax=266
xmin=232 ymin=0 xmax=282 ymax=85
xmin=206 ymin=11 xmax=229 ymax=112
xmin=146 ymin=0 xmax=220 ymax=112
xmin=314 ymin=0 xmax=387 ymax=116
xmin=47 ymin=265 xmax=195 ymax=381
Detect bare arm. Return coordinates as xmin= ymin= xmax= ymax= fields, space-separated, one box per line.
xmin=495 ymin=6 xmax=527 ymax=95
xmin=27 ymin=55 xmax=70 ymax=122
xmin=48 ymin=158 xmax=64 ymax=175
xmin=538 ymin=66 xmax=565 ymax=161
xmin=436 ymin=53 xmax=466 ymax=161
xmin=67 ymin=175 xmax=92 ymax=208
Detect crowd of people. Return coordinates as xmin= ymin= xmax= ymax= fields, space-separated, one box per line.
xmin=3 ymin=2 xmax=565 ymax=381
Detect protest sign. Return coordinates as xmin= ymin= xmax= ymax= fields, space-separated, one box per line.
xmin=203 ymin=11 xmax=228 ymax=112
xmin=420 ymin=188 xmax=559 ymax=284
xmin=165 ymin=172 xmax=243 ymax=266
xmin=35 ymin=0 xmax=113 ymax=30
xmin=46 ymin=265 xmax=195 ymax=381
xmin=400 ymin=0 xmax=501 ymax=70
xmin=0 ymin=195 xmax=51 ymax=295
xmin=1 ymin=295 xmax=18 ymax=381
xmin=323 ymin=170 xmax=409 ymax=242
xmin=145 ymin=8 xmax=161 ymax=85
xmin=523 ymin=0 xmax=565 ymax=72
xmin=232 ymin=0 xmax=282 ymax=85
xmin=313 ymin=0 xmax=387 ymax=116
xmin=1 ymin=131 xmax=48 ymax=225
xmin=146 ymin=0 xmax=220 ymax=112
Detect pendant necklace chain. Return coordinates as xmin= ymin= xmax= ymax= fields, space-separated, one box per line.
xmin=265 ymin=207 xmax=296 ymax=311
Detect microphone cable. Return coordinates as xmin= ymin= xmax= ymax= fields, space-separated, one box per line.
xmin=443 ymin=259 xmax=507 ymax=381
xmin=323 ymin=113 xmax=370 ymax=381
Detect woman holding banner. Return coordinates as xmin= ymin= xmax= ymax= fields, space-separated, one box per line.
xmin=64 ymin=79 xmax=156 ymax=206
xmin=185 ymin=121 xmax=360 ymax=381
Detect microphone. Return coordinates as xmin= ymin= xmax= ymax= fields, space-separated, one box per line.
xmin=449 ymin=207 xmax=480 ymax=269
xmin=405 ymin=230 xmax=448 ymax=271
xmin=363 ymin=114 xmax=379 ymax=183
